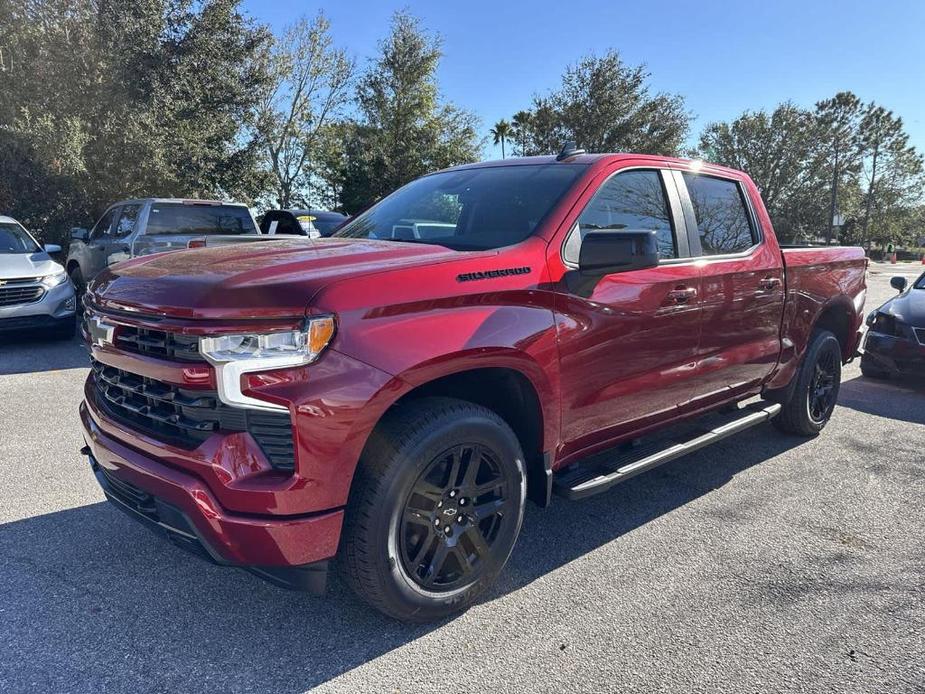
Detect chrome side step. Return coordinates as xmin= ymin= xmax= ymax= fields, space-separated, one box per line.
xmin=553 ymin=401 xmax=782 ymax=500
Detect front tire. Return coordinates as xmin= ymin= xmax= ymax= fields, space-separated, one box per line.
xmin=774 ymin=330 xmax=842 ymax=436
xmin=340 ymin=397 xmax=527 ymax=622
xmin=68 ymin=266 xmax=86 ymax=313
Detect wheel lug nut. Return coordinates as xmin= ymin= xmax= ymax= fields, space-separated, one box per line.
xmin=459 ymin=498 xmax=466 ymax=505
xmin=457 ymin=515 xmax=465 ymax=524
xmin=437 ymin=501 xmax=443 ymax=507
xmin=444 ymin=526 xmax=452 ymax=534
xmin=433 ymin=518 xmax=440 ymax=527
xmin=449 ymin=490 xmax=456 ymax=498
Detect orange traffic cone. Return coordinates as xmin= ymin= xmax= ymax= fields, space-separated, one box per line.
xmin=921 ymin=253 xmax=924 ymax=265
xmin=891 ymin=252 xmax=897 ymax=264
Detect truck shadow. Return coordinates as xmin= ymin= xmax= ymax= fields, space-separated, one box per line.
xmin=0 ymin=424 xmax=804 ymax=693
xmin=0 ymin=330 xmax=89 ymax=375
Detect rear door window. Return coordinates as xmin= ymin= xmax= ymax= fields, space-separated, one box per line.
xmin=146 ymin=204 xmax=257 ymax=235
xmin=564 ymin=169 xmax=678 ymax=264
xmin=681 ymin=173 xmax=757 ymax=255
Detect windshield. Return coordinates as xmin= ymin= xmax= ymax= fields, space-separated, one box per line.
xmin=915 ymin=272 xmax=925 ymax=290
xmin=146 ymin=204 xmax=257 ymax=236
xmin=333 ymin=164 xmax=586 ymax=250
xmin=0 ymin=222 xmax=41 ymax=254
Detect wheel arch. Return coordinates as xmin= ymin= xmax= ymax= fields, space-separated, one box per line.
xmin=357 ymin=357 xmax=557 ymax=508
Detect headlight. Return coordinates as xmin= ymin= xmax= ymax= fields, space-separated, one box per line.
xmin=199 ymin=316 xmax=336 ymax=412
xmin=40 ymin=270 xmax=68 ymax=288
xmin=200 ymin=317 xmax=335 ymax=365
xmin=867 ymin=311 xmax=900 ymax=336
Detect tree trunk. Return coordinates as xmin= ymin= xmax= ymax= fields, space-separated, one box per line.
xmin=861 ymin=143 xmax=879 ymax=243
xmin=826 ymin=146 xmax=839 ymax=245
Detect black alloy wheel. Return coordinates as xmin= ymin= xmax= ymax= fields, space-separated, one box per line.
xmin=808 ymin=345 xmax=839 ymax=423
xmin=399 ymin=443 xmax=516 ymax=592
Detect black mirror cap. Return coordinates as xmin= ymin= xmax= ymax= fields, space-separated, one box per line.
xmin=578 ymin=230 xmax=660 ymax=275
xmin=70 ymin=227 xmax=89 ymax=241
xmin=890 ymin=276 xmax=908 ymax=292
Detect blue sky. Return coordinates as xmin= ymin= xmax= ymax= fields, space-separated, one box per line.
xmin=243 ymin=0 xmax=925 ymax=159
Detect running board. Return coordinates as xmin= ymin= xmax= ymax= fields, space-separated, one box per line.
xmin=553 ymin=401 xmax=782 ymax=500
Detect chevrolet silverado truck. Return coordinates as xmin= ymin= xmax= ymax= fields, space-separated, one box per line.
xmin=78 ymin=152 xmax=867 ymax=622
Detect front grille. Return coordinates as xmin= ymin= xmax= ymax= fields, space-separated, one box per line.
xmin=0 ymin=284 xmax=44 ymax=306
xmin=91 ymin=360 xmax=295 ymax=471
xmin=116 ymin=325 xmax=204 ymax=362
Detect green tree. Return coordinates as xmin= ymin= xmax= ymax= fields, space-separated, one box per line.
xmin=814 ymin=92 xmax=864 ymax=244
xmin=256 ymin=13 xmax=354 ymax=208
xmin=510 ymin=110 xmax=532 ymax=156
xmin=0 ymin=0 xmax=271 ymax=242
xmin=490 ymin=119 xmax=512 ymax=158
xmin=337 ymin=12 xmax=480 ymax=214
xmin=857 ymin=104 xmax=924 ymax=246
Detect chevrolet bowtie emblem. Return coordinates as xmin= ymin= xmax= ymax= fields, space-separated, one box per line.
xmin=87 ymin=315 xmax=116 ymax=347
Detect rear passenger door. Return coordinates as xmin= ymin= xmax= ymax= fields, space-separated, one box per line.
xmin=673 ymin=169 xmax=785 ymax=409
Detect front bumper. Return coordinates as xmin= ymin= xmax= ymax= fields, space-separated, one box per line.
xmin=862 ymin=330 xmax=925 ymax=377
xmin=81 ymin=402 xmax=344 ymax=589
xmin=0 ymin=279 xmax=75 ymax=331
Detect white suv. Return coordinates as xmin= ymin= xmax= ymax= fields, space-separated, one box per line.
xmin=0 ymin=215 xmax=76 ymax=339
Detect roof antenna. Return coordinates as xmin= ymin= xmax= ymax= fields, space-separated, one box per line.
xmin=556 ymin=141 xmax=586 ymax=161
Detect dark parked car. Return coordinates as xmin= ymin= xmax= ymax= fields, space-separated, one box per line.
xmin=861 ymin=272 xmax=925 ymax=379
xmin=259 ymin=209 xmax=348 ymax=238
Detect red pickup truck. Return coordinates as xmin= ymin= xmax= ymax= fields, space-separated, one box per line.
xmin=79 ymin=152 xmax=867 ymax=622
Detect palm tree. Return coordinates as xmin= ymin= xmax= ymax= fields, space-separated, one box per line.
xmin=511 ymin=110 xmax=532 ymax=156
xmin=490 ymin=119 xmax=512 ymax=158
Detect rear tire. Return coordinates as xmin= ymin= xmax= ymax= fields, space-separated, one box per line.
xmin=774 ymin=330 xmax=842 ymax=436
xmin=340 ymin=397 xmax=527 ymax=622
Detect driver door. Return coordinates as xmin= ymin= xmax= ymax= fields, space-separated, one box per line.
xmin=84 ymin=206 xmax=118 ymax=278
xmin=553 ymin=166 xmax=703 ymax=456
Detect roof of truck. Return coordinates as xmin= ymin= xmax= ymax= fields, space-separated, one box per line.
xmin=441 ymin=153 xmax=751 ymax=183
xmin=105 ymin=198 xmax=249 ymax=207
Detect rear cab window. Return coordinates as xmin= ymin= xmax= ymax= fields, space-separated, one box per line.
xmin=681 ymin=173 xmax=757 ymax=256
xmin=146 ymin=203 xmax=257 ymax=236
xmin=564 ymin=169 xmax=679 ymax=265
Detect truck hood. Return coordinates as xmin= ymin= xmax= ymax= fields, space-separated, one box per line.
xmin=0 ymin=252 xmax=60 ymax=280
xmin=88 ymin=237 xmax=461 ymax=320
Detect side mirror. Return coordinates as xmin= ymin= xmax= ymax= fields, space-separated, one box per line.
xmin=890 ymin=276 xmax=908 ymax=293
xmin=43 ymin=243 xmax=62 ymax=254
xmin=578 ymin=230 xmax=660 ymax=275
xmin=70 ymin=227 xmax=89 ymax=241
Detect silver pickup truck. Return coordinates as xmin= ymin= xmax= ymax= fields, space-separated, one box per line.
xmin=65 ymin=198 xmax=271 ymax=299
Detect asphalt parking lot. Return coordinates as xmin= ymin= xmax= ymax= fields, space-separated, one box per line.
xmin=1 ymin=264 xmax=923 ymax=693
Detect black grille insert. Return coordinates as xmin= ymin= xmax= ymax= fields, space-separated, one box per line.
xmin=116 ymin=326 xmax=204 ymax=362
xmin=91 ymin=360 xmax=295 ymax=471
xmin=0 ymin=284 xmax=44 ymax=306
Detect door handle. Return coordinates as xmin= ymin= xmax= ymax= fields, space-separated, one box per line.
xmin=758 ymin=277 xmax=781 ymax=291
xmin=667 ymin=287 xmax=698 ymax=303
